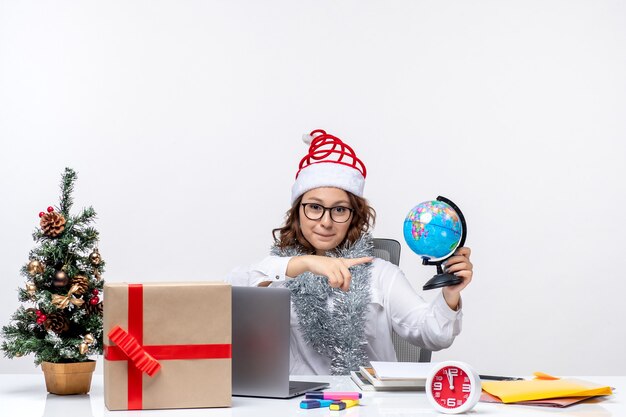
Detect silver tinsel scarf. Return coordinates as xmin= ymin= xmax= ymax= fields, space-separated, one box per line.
xmin=271 ymin=233 xmax=374 ymax=375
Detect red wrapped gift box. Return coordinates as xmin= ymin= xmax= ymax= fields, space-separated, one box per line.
xmin=103 ymin=282 xmax=231 ymax=410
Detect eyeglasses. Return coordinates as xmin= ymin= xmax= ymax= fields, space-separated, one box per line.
xmin=301 ymin=203 xmax=354 ymax=223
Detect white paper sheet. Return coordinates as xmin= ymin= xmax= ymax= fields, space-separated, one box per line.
xmin=369 ymin=361 xmax=439 ymax=380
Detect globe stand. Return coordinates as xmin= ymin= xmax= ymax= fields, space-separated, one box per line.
xmin=421 ymin=196 xmax=467 ymax=291
xmin=422 ymin=259 xmax=463 ymax=290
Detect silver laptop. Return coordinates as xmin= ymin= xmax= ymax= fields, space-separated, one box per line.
xmin=232 ymin=286 xmax=329 ymax=398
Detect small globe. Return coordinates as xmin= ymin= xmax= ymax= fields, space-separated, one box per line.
xmin=403 ymin=200 xmax=463 ymax=261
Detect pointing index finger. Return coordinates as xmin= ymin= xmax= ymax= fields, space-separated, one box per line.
xmin=344 ymin=257 xmax=374 ymax=267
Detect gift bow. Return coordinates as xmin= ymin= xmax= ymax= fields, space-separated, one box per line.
xmin=108 ymin=325 xmax=161 ymax=376
xmin=51 ymin=284 xmax=85 ymax=309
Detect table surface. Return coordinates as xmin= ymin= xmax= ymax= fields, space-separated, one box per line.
xmin=0 ymin=374 xmax=622 ymax=417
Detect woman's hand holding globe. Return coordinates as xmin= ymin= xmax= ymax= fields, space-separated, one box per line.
xmin=441 ymin=247 xmax=473 ymax=310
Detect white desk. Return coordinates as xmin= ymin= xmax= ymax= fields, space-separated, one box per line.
xmin=0 ymin=374 xmax=622 ymax=417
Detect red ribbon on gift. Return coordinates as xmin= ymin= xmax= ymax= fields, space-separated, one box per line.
xmin=104 ymin=284 xmax=232 ymax=410
xmin=108 ymin=325 xmax=161 ymax=376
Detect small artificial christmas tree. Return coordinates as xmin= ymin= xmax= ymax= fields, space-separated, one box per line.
xmin=1 ymin=168 xmax=105 ymax=373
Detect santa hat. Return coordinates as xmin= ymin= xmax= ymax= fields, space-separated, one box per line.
xmin=291 ymin=129 xmax=367 ymax=204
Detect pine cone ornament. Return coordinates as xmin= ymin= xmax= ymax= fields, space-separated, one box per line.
xmin=44 ymin=312 xmax=70 ymax=334
xmin=40 ymin=212 xmax=66 ymax=237
xmin=85 ymin=301 xmax=103 ymax=316
xmin=71 ymin=275 xmax=89 ymax=295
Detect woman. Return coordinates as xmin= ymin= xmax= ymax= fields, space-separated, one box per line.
xmin=226 ymin=129 xmax=473 ymax=375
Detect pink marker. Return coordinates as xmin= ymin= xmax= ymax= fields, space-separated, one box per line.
xmin=305 ymin=391 xmax=362 ymax=400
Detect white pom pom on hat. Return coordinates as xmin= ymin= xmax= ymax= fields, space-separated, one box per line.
xmin=291 ymin=129 xmax=367 ymax=204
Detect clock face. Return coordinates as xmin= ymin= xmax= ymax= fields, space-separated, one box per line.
xmin=429 ymin=365 xmax=475 ymax=410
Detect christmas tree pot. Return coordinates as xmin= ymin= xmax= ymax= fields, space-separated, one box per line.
xmin=41 ymin=360 xmax=96 ymax=395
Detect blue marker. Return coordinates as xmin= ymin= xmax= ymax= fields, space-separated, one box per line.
xmin=300 ymin=399 xmax=334 ymax=409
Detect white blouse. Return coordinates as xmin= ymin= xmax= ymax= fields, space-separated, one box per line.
xmin=225 ymin=256 xmax=463 ymax=375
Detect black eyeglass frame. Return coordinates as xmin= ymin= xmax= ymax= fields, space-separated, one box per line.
xmin=300 ymin=203 xmax=354 ymax=223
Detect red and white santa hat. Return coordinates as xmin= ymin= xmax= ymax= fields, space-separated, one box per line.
xmin=291 ymin=129 xmax=367 ymax=204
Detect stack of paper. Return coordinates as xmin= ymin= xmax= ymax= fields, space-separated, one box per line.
xmin=350 ymin=362 xmax=437 ymax=391
xmin=349 ymin=370 xmax=377 ymax=391
xmin=480 ymin=372 xmax=613 ymax=408
xmin=370 ymin=361 xmax=436 ymax=380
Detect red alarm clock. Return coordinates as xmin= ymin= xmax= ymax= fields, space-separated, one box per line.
xmin=425 ymin=361 xmax=482 ymax=414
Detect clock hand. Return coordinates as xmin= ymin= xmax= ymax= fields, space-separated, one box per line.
xmin=446 ymin=369 xmax=454 ymax=390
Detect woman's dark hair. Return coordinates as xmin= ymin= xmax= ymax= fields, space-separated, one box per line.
xmin=272 ymin=191 xmax=376 ymax=252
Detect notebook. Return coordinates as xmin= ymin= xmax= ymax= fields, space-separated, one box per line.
xmin=231 ymin=286 xmax=329 ymax=398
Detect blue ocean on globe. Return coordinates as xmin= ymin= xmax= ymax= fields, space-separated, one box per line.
xmin=403 ymin=200 xmax=463 ymax=261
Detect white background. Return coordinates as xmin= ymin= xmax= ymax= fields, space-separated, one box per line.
xmin=1 ymin=1 xmax=625 ymax=376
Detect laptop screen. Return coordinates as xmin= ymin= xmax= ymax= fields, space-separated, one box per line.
xmin=231 ymin=286 xmax=291 ymax=397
